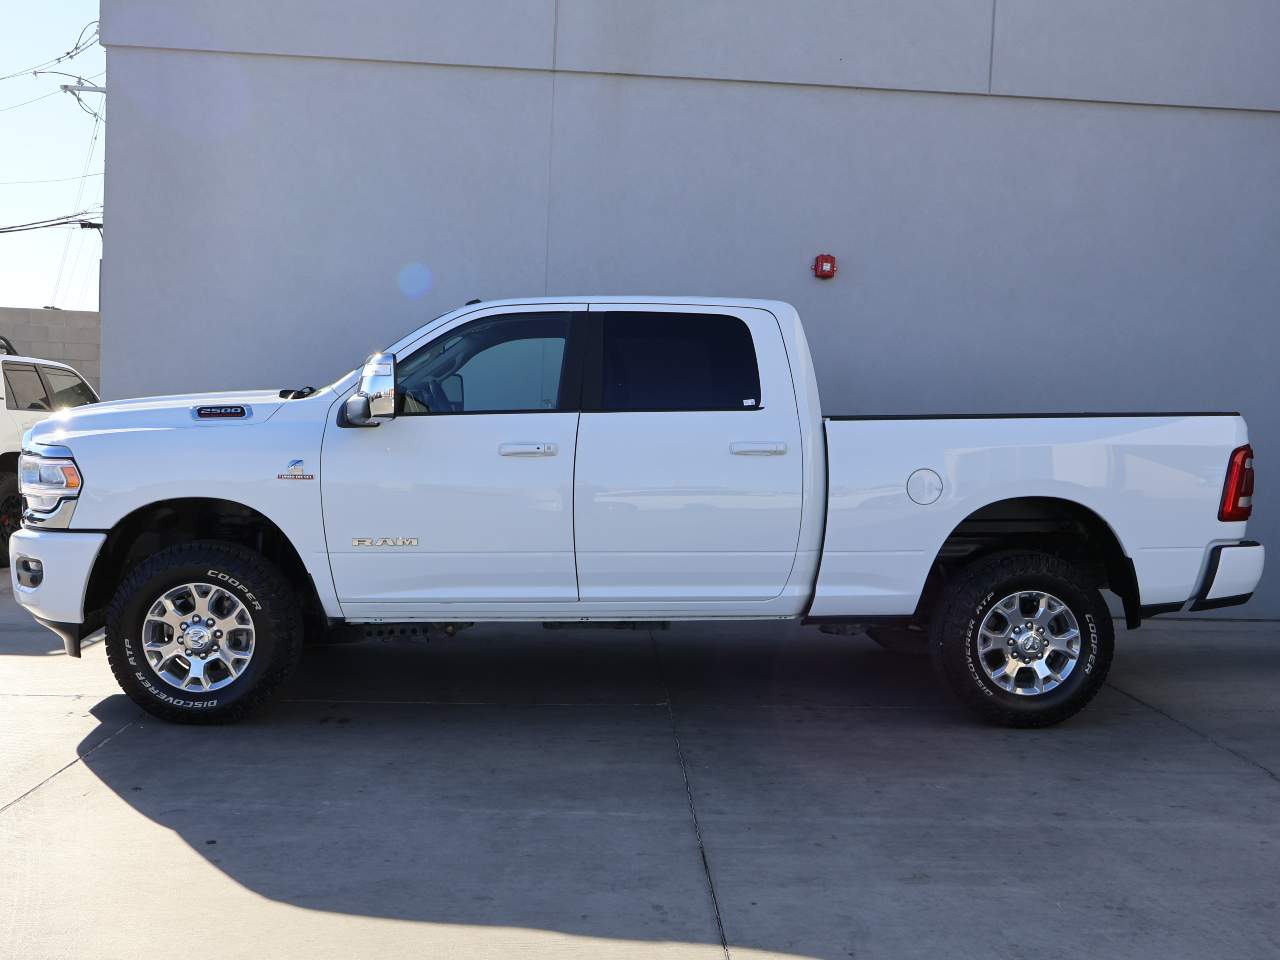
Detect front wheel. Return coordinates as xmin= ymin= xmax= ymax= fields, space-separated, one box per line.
xmin=930 ymin=551 xmax=1113 ymax=727
xmin=105 ymin=541 xmax=303 ymax=723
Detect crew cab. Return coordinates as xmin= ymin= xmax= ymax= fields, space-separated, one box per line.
xmin=8 ymin=298 xmax=1264 ymax=726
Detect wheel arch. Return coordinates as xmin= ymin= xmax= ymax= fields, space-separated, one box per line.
xmin=922 ymin=495 xmax=1142 ymax=627
xmin=83 ymin=497 xmax=327 ymax=633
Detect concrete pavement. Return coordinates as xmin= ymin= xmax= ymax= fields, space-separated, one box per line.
xmin=2 ymin=582 xmax=1278 ymax=959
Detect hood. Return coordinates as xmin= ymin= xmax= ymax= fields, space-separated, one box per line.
xmin=25 ymin=389 xmax=291 ymax=447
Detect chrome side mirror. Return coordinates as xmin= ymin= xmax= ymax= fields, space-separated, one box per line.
xmin=344 ymin=352 xmax=396 ymax=427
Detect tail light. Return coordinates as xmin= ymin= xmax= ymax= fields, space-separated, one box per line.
xmin=1219 ymin=444 xmax=1254 ymax=522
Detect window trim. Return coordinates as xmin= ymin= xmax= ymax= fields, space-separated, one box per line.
xmin=36 ymin=364 xmax=98 ymax=408
xmin=3 ymin=362 xmax=53 ymax=413
xmin=580 ymin=311 xmax=765 ymax=414
xmin=394 ymin=310 xmax=584 ymax=417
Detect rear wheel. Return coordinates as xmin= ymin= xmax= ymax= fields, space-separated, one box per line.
xmin=930 ymin=551 xmax=1113 ymax=727
xmin=105 ymin=541 xmax=303 ymax=723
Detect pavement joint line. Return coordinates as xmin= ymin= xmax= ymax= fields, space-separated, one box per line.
xmin=1106 ymin=682 xmax=1279 ymax=784
xmin=0 ymin=714 xmax=140 ymax=817
xmin=650 ymin=632 xmax=732 ymax=960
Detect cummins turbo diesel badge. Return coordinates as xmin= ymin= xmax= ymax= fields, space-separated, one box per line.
xmin=277 ymin=459 xmax=314 ymax=480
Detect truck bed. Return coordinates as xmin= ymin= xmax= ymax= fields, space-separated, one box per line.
xmin=809 ymin=412 xmax=1249 ymax=618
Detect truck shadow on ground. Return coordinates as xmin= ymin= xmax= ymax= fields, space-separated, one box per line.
xmin=72 ymin=623 xmax=1280 ymax=959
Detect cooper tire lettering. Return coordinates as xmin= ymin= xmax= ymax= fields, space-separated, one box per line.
xmin=104 ymin=542 xmax=302 ymax=724
xmin=930 ymin=551 xmax=1115 ymax=728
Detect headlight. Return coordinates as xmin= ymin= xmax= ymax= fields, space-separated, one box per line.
xmin=19 ymin=453 xmax=83 ymax=513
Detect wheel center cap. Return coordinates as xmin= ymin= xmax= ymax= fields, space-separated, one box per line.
xmin=185 ymin=625 xmax=213 ymax=653
xmin=1019 ymin=633 xmax=1042 ymax=655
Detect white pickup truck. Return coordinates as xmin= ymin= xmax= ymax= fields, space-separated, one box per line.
xmin=9 ymin=298 xmax=1264 ymax=727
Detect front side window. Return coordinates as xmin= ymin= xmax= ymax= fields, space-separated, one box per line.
xmin=594 ymin=312 xmax=761 ymax=412
xmin=397 ymin=313 xmax=571 ymax=414
xmin=40 ymin=367 xmax=97 ymax=409
xmin=4 ymin=363 xmax=50 ymax=412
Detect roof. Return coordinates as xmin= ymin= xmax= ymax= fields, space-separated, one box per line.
xmin=0 ymin=355 xmax=79 ymax=371
xmin=460 ymin=295 xmax=796 ymax=311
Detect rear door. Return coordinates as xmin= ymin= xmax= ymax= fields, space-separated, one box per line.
xmin=2 ymin=362 xmax=53 ymax=436
xmin=573 ymin=304 xmax=804 ymax=603
xmin=37 ymin=365 xmax=98 ymax=410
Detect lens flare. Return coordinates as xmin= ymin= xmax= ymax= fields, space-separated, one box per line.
xmin=397 ymin=263 xmax=434 ymax=300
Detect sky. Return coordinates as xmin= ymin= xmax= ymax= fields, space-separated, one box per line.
xmin=0 ymin=0 xmax=106 ymax=312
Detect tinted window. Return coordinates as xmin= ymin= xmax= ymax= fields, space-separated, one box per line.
xmin=40 ymin=367 xmax=96 ymax=409
xmin=4 ymin=363 xmax=50 ymax=412
xmin=398 ymin=313 xmax=570 ymax=414
xmin=597 ymin=312 xmax=760 ymax=412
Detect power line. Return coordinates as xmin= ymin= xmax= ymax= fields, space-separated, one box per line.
xmin=0 ymin=88 xmax=60 ymax=112
xmin=51 ymin=105 xmax=104 ymax=303
xmin=0 ymin=210 xmax=101 ymax=235
xmin=0 ymin=171 xmax=103 ymax=187
xmin=0 ymin=21 xmax=99 ymax=82
xmin=0 ymin=71 xmax=105 ymax=113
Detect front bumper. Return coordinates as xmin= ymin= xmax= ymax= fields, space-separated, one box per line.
xmin=8 ymin=528 xmax=107 ymax=656
xmin=1189 ymin=541 xmax=1265 ymax=612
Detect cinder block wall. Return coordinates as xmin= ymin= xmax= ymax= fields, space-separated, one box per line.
xmin=0 ymin=307 xmax=101 ymax=389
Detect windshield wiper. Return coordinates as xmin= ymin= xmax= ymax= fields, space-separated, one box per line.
xmin=279 ymin=386 xmax=316 ymax=399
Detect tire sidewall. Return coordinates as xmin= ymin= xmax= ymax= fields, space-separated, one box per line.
xmin=111 ymin=557 xmax=281 ymax=715
xmin=958 ymin=570 xmax=1109 ymax=714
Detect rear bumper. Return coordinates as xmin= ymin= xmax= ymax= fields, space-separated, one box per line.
xmin=8 ymin=528 xmax=106 ymax=657
xmin=1188 ymin=541 xmax=1265 ymax=612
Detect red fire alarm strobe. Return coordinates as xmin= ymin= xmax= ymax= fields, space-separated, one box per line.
xmin=812 ymin=253 xmax=837 ymax=279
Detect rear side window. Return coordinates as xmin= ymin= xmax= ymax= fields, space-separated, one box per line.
xmin=4 ymin=363 xmax=50 ymax=412
xmin=593 ymin=312 xmax=761 ymax=412
xmin=40 ymin=366 xmax=97 ymax=409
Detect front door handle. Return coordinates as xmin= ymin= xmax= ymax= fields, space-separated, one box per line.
xmin=730 ymin=441 xmax=787 ymax=456
xmin=499 ymin=442 xmax=558 ymax=457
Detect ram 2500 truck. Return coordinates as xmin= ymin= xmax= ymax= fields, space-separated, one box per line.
xmin=9 ymin=298 xmax=1264 ymax=727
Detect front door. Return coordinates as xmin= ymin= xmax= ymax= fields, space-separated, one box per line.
xmin=572 ymin=305 xmax=804 ymax=604
xmin=322 ymin=306 xmax=584 ymax=613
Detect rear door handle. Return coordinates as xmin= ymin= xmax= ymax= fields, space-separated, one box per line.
xmin=499 ymin=442 xmax=558 ymax=457
xmin=730 ymin=441 xmax=787 ymax=456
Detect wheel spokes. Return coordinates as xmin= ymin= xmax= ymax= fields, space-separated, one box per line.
xmin=977 ymin=590 xmax=1081 ymax=697
xmin=989 ymin=659 xmax=1020 ymax=690
xmin=1045 ymin=626 xmax=1080 ymax=658
xmin=137 ymin=581 xmax=256 ymax=694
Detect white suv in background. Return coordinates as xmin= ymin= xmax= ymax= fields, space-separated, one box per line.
xmin=0 ymin=356 xmax=98 ymax=565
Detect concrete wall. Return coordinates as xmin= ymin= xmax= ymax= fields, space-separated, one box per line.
xmin=0 ymin=307 xmax=101 ymax=389
xmin=99 ymin=2 xmax=1280 ymax=615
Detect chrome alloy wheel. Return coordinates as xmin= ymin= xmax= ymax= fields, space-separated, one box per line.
xmin=976 ymin=591 xmax=1081 ymax=696
xmin=141 ymin=582 xmax=256 ymax=692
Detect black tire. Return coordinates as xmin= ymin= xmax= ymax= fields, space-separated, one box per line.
xmin=929 ymin=551 xmax=1113 ymax=728
xmin=0 ymin=472 xmax=21 ymax=568
xmin=105 ymin=541 xmax=303 ymax=724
